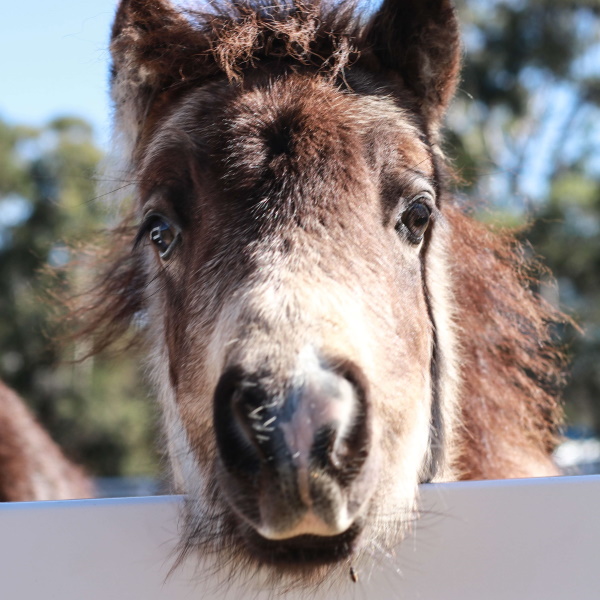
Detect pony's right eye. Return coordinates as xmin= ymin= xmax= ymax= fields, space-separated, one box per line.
xmin=135 ymin=213 xmax=181 ymax=260
xmin=395 ymin=197 xmax=433 ymax=244
xmin=402 ymin=202 xmax=431 ymax=240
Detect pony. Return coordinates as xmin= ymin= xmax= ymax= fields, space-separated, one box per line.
xmin=76 ymin=0 xmax=565 ymax=586
xmin=0 ymin=380 xmax=92 ymax=501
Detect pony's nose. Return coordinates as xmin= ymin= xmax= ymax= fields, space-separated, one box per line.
xmin=214 ymin=364 xmax=364 ymax=478
xmin=213 ymin=361 xmax=369 ymax=538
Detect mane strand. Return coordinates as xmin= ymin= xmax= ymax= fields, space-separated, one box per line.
xmin=447 ymin=204 xmax=566 ymax=478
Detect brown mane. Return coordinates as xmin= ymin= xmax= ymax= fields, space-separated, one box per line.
xmin=448 ymin=207 xmax=564 ymax=478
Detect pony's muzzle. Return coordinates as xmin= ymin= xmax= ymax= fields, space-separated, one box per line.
xmin=213 ymin=359 xmax=371 ymax=540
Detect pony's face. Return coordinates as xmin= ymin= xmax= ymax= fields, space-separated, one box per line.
xmin=109 ymin=0 xmax=462 ymax=584
xmin=134 ymin=71 xmax=456 ymax=570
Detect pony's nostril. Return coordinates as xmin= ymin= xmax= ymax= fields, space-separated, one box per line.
xmin=214 ymin=367 xmax=294 ymax=476
xmin=308 ymin=368 xmax=369 ymax=482
xmin=232 ymin=385 xmax=271 ymax=451
xmin=330 ymin=433 xmax=354 ymax=469
xmin=233 ymin=384 xmax=292 ymax=465
xmin=213 ymin=367 xmax=264 ymax=475
xmin=311 ymin=424 xmax=340 ymax=469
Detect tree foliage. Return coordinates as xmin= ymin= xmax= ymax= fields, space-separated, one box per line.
xmin=0 ymin=117 xmax=159 ymax=477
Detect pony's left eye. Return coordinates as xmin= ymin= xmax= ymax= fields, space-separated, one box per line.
xmin=135 ymin=213 xmax=181 ymax=260
xmin=396 ymin=199 xmax=432 ymax=243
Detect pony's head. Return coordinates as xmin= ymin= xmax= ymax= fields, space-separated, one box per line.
xmin=83 ymin=0 xmax=562 ymax=587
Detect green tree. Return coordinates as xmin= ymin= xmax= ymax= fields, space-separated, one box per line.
xmin=0 ymin=117 xmax=159 ymax=477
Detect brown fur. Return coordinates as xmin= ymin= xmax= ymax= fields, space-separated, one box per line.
xmin=448 ymin=207 xmax=564 ymax=478
xmin=0 ymin=381 xmax=93 ymax=502
xmin=70 ymin=0 xmax=565 ymax=584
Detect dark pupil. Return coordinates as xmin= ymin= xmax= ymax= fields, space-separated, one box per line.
xmin=403 ymin=203 xmax=430 ymax=239
xmin=150 ymin=222 xmax=174 ymax=252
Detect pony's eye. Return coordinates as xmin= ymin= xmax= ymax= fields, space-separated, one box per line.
xmin=397 ymin=199 xmax=432 ymax=243
xmin=136 ymin=213 xmax=181 ymax=260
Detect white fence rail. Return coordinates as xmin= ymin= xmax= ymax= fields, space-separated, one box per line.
xmin=2 ymin=475 xmax=599 ymax=599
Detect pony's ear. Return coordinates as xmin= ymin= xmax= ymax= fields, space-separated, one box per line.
xmin=363 ymin=0 xmax=461 ymax=129
xmin=110 ymin=0 xmax=211 ymax=153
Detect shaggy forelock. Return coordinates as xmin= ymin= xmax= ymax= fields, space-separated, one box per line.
xmin=189 ymin=0 xmax=363 ymax=81
xmin=113 ymin=0 xmax=363 ymax=87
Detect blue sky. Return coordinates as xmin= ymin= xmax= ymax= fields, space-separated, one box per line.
xmin=1 ymin=1 xmax=116 ymax=149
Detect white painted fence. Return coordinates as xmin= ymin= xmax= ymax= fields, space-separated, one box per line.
xmin=2 ymin=475 xmax=599 ymax=599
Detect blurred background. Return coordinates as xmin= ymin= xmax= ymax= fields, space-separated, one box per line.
xmin=0 ymin=0 xmax=599 ymax=493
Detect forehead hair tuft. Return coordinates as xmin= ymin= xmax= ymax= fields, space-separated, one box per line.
xmin=196 ymin=0 xmax=362 ymax=81
xmin=112 ymin=0 xmax=363 ymax=86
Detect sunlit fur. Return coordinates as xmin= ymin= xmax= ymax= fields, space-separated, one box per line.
xmin=74 ymin=0 xmax=565 ymax=590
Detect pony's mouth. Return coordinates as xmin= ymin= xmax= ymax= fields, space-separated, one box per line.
xmin=241 ymin=522 xmax=363 ymax=565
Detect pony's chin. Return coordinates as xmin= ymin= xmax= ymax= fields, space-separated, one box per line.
xmin=238 ymin=521 xmax=363 ymax=567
